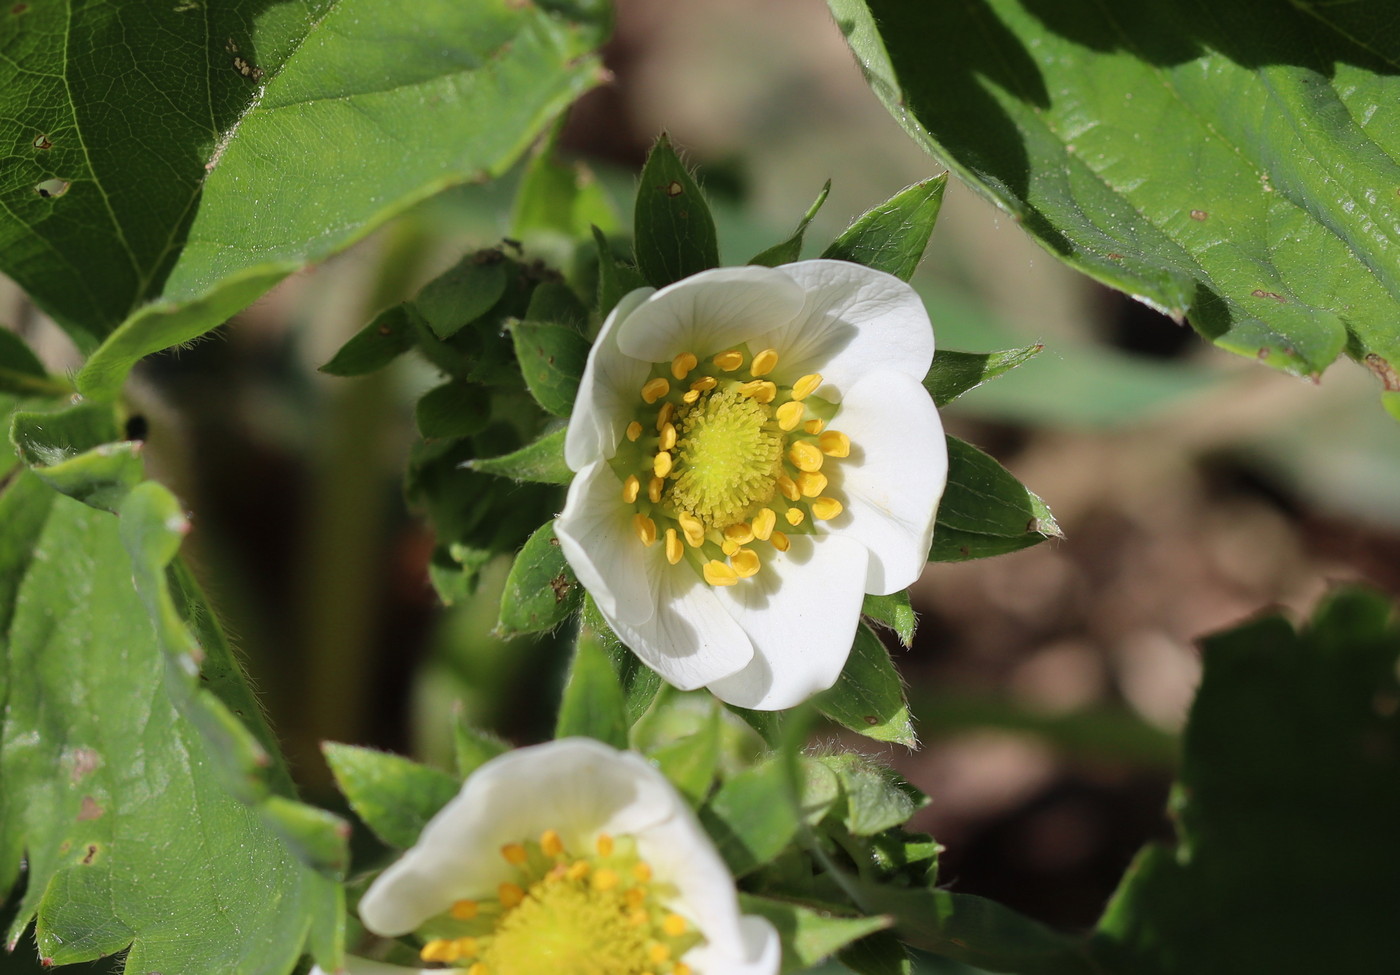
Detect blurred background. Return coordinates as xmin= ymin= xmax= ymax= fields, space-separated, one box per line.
xmin=5 ymin=0 xmax=1400 ymax=970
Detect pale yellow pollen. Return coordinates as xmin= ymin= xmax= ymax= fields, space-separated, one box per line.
xmin=641 ymin=377 xmax=670 ymax=404
xmin=689 ymin=375 xmax=717 ymax=392
xmin=811 ymin=496 xmax=844 ymax=520
xmin=792 ymin=373 xmax=823 ymax=400
xmin=665 ymin=528 xmax=684 ymax=565
xmin=703 ymin=560 xmax=739 ymax=586
xmin=819 ymin=430 xmax=851 ymax=457
xmin=724 ymin=522 xmax=755 ymax=545
xmin=659 ymin=422 xmax=677 ymax=451
xmin=721 ymin=539 xmax=740 ymax=557
xmin=596 ymin=834 xmax=615 ymax=857
xmin=750 ymin=348 xmax=779 ymax=377
xmin=786 ymin=507 xmax=805 ymax=526
xmin=803 ymin=418 xmax=825 ymax=434
xmin=501 ymin=842 xmax=528 ymax=866
xmin=540 ymin=830 xmax=564 ymax=857
xmin=789 ymin=441 xmax=824 ymax=472
xmin=498 ymin=882 xmax=525 ymax=908
xmin=634 ymin=514 xmax=658 ymax=547
xmin=592 ymin=868 xmax=620 ymax=892
xmin=626 ymin=421 xmax=643 ymax=442
xmin=648 ymin=476 xmax=665 ymax=504
xmin=776 ymin=401 xmax=805 ymax=431
xmin=649 ymin=944 xmax=671 ymax=963
xmin=797 ymin=470 xmax=828 ymax=497
xmin=451 ymin=899 xmax=480 ymax=920
xmin=776 ymin=473 xmax=800 ymax=502
xmin=633 ymin=862 xmax=653 ymax=882
xmin=682 ymin=389 xmax=701 ymax=404
xmin=567 ymin=860 xmax=590 ymax=881
xmin=738 ymin=379 xmax=777 ymax=403
xmin=732 ymin=548 xmax=761 ymax=578
xmin=622 ymin=475 xmax=640 ymax=504
xmin=421 ymin=938 xmax=459 ymax=963
xmin=671 ymin=352 xmax=698 ymax=380
xmin=653 ymin=451 xmax=673 ymax=478
xmin=770 ymin=530 xmax=790 ymax=552
xmin=656 ymin=401 xmax=675 ymax=430
xmin=713 ymin=350 xmax=744 ymax=371
xmin=751 ymin=508 xmax=777 ymax=540
xmin=663 ymin=914 xmax=689 ymax=937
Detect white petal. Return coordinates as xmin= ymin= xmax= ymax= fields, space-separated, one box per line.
xmin=555 ymin=461 xmax=655 ymax=625
xmin=603 ymin=558 xmax=755 ymax=690
xmin=707 ymin=533 xmax=869 ymax=710
xmin=824 ymin=370 xmax=947 ymax=594
xmin=683 ymin=915 xmax=782 ymax=975
xmin=753 ymin=260 xmax=933 ymax=393
xmin=359 ymin=740 xmax=679 ymax=937
xmin=565 ymin=286 xmax=655 ymax=470
xmin=614 ymin=266 xmax=806 ymax=362
xmin=309 ymin=960 xmax=432 ymax=975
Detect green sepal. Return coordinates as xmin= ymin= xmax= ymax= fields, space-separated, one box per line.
xmin=509 ymin=319 xmax=590 ymax=416
xmin=467 ymin=427 xmax=572 ymax=484
xmin=555 ymin=619 xmax=630 ymax=749
xmin=634 ymin=133 xmax=720 ymax=288
xmin=816 ymin=623 xmax=916 ymax=746
xmin=738 ymin=895 xmax=890 ymax=974
xmin=861 ymin=591 xmax=916 ymax=648
xmin=816 ymin=752 xmax=927 ymax=837
xmin=414 ymin=253 xmax=511 ymax=340
xmin=593 ymin=226 xmax=649 ymax=319
xmin=452 ymin=718 xmax=511 ymax=780
xmin=319 ymin=303 xmax=417 ymax=377
xmin=11 ymin=400 xmax=121 ymax=464
xmin=838 ymin=930 xmax=913 ymax=975
xmin=415 ymin=380 xmax=491 ymax=440
xmin=322 ymin=744 xmax=460 ymax=850
xmin=931 ymin=436 xmax=1061 ymax=562
xmin=497 ymin=520 xmax=580 ymax=636
xmin=700 ymin=759 xmax=803 ymax=877
xmin=749 ymin=180 xmax=831 ymax=267
xmin=820 ymin=175 xmax=947 ymax=281
xmin=924 ymin=345 xmax=1044 ymax=408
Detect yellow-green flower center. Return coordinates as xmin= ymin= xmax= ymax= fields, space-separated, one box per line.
xmin=669 ymin=386 xmax=782 ymax=528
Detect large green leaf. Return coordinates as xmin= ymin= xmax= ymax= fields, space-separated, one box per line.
xmin=1092 ymin=588 xmax=1400 ymax=973
xmin=830 ymin=0 xmax=1400 ymax=402
xmin=0 ymin=0 xmax=607 ymax=397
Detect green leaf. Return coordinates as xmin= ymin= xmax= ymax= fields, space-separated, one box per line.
xmin=322 ymin=744 xmax=460 ymax=850
xmin=319 ymin=304 xmax=417 ymax=378
xmin=700 ymin=760 xmax=803 ymax=877
xmin=820 ymin=176 xmax=947 ymax=281
xmin=509 ymin=320 xmax=591 ymax=416
xmin=749 ymin=180 xmax=832 ymax=267
xmin=633 ymin=134 xmax=720 ymax=287
xmin=525 ymin=281 xmax=591 ymax=332
xmin=497 ymin=520 xmax=580 ymax=636
xmin=924 ymin=346 xmax=1044 ymax=409
xmin=816 ymin=753 xmax=927 ymax=837
xmin=838 ymin=930 xmax=914 ymax=975
xmin=830 ymin=0 xmax=1400 ymax=401
xmin=10 ymin=403 xmax=141 ymax=514
xmin=468 ymin=427 xmax=573 ymax=484
xmin=815 ymin=624 xmax=916 ymax=746
xmin=513 ymin=139 xmax=619 ymax=241
xmin=452 ymin=718 xmax=510 ymax=780
xmin=645 ymin=698 xmax=723 ymax=806
xmin=415 ymin=381 xmax=491 ymax=441
xmin=931 ymin=436 xmax=1061 ymax=562
xmin=861 ymin=591 xmax=916 ymax=648
xmin=0 ymin=330 xmax=68 ymax=398
xmin=415 ymin=255 xmax=511 ymax=341
xmin=5 ymin=2 xmax=607 ymax=398
xmin=593 ymin=226 xmax=649 ymax=319
xmin=738 ymin=894 xmax=890 ymax=974
xmin=580 ymin=595 xmax=665 ymax=724
xmin=555 ymin=620 xmax=630 ymax=749
xmin=1092 ymin=588 xmax=1400 ymax=973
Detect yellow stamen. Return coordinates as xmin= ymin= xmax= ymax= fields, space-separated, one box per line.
xmin=634 ymin=513 xmax=658 ymax=546
xmin=770 ymin=530 xmax=790 ymax=552
xmin=498 ymin=882 xmax=525 ymax=908
xmin=649 ymin=944 xmax=671 ymax=964
xmin=724 ymin=522 xmax=755 ymax=546
xmin=633 ymin=862 xmax=653 ymax=882
xmin=653 ymin=451 xmax=673 ymax=477
xmin=803 ymin=417 xmax=825 ymax=434
xmin=785 ymin=507 xmax=805 ymax=526
xmin=641 ymin=377 xmax=670 ymax=404
xmin=671 ymin=352 xmax=698 ymax=380
xmin=796 ymin=470 xmax=828 ymax=497
xmin=776 ymin=401 xmax=805 ymax=431
xmin=468 ymin=964 xmax=488 ymax=975
xmin=540 ymin=830 xmax=564 ymax=857
xmin=811 ymin=496 xmax=844 ymax=520
xmin=663 ymin=914 xmax=689 ymax=937
xmin=625 ymin=888 xmax=647 ymax=909
xmin=453 ymin=937 xmax=480 ymax=957
xmin=792 ymin=373 xmax=823 ymax=399
xmin=682 ymin=389 xmax=701 ymax=404
xmin=659 ymin=422 xmax=677 ymax=451
xmin=451 ymin=899 xmax=480 ymax=920
xmin=626 ymin=421 xmax=643 ymax=442
xmin=501 ymin=842 xmax=528 ymax=866
xmin=648 ymin=476 xmax=664 ymax=504
xmin=819 ymin=430 xmax=851 ymax=457
xmin=622 ymin=474 xmax=640 ymax=504
xmin=721 ymin=539 xmax=740 ymax=557
xmin=776 ymin=474 xmax=800 ymax=502
xmin=421 ymin=939 xmax=459 ymax=963
xmin=596 ymin=834 xmax=615 ymax=857
xmin=731 ymin=548 xmax=761 ymax=578
xmin=656 ymin=401 xmax=675 ymax=430
xmin=675 ymin=965 xmax=693 ymax=975
xmin=789 ymin=441 xmax=824 ymax=472
xmin=567 ymin=860 xmax=591 ymax=881
xmin=690 ymin=375 xmax=717 ymax=392
xmin=665 ymin=528 xmax=683 ymax=565
xmin=751 ymin=508 xmax=777 ymax=541
xmin=629 ymin=909 xmax=649 ymax=926
xmin=678 ymin=512 xmax=705 ymax=547
xmin=592 ymin=868 xmax=620 ymax=891
xmin=703 ymin=560 xmax=739 ymax=586
xmin=738 ymin=379 xmax=777 ymax=403
xmin=750 ymin=348 xmax=779 ymax=377
xmin=713 ymin=350 xmax=744 ymax=371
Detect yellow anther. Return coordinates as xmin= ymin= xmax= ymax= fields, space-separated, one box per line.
xmin=649 ymin=944 xmax=671 ymax=964
xmin=789 ymin=441 xmax=824 ymax=472
xmin=653 ymin=451 xmax=673 ymax=478
xmin=713 ymin=350 xmax=745 ymax=371
xmin=641 ymin=377 xmax=670 ymax=404
xmin=625 ymin=887 xmax=648 ymax=908
xmin=540 ymin=830 xmax=564 ymax=857
xmin=501 ymin=842 xmax=528 ymax=866
xmin=498 ymin=882 xmax=525 ymax=908
xmin=633 ymin=862 xmax=653 ymax=882
xmin=776 ymin=401 xmax=805 ymax=431
xmin=656 ymin=401 xmax=675 ymax=430
xmin=776 ymin=473 xmax=800 ymax=502
xmin=797 ymin=470 xmax=828 ymax=497
xmin=731 ymin=548 xmax=761 ymax=578
xmin=671 ymin=352 xmax=699 ymax=380
xmin=592 ymin=868 xmax=620 ymax=892
xmin=453 ymin=937 xmax=480 ymax=957
xmin=622 ymin=474 xmax=640 ymax=504
xmin=629 ymin=909 xmax=649 ymax=926
xmin=648 ymin=476 xmax=665 ymax=504
xmin=738 ymin=379 xmax=777 ymax=403
xmin=703 ymin=560 xmax=740 ymax=586
xmin=785 ymin=507 xmax=805 ymax=527
xmin=792 ymin=373 xmax=823 ymax=399
xmin=682 ymin=389 xmax=701 ymax=404
xmin=689 ymin=375 xmax=717 ymax=392
xmin=567 ymin=860 xmax=591 ymax=881
xmin=634 ymin=513 xmax=658 ymax=547
xmin=596 ymin=834 xmax=615 ymax=857
xmin=811 ymin=496 xmax=844 ymax=520
xmin=468 ymin=964 xmax=489 ymax=975
xmin=678 ymin=512 xmax=705 ymax=547
xmin=819 ymin=430 xmax=851 ymax=457
xmin=721 ymin=539 xmax=740 ymax=557
xmin=659 ymin=422 xmax=677 ymax=451
xmin=750 ymin=348 xmax=779 ymax=377
xmin=420 ymin=938 xmax=459 ymax=963
xmin=803 ymin=417 xmax=825 ymax=434
xmin=665 ymin=528 xmax=684 ymax=565
xmin=751 ymin=508 xmax=777 ymax=541
xmin=724 ymin=522 xmax=755 ymax=545
xmin=770 ymin=530 xmax=790 ymax=552
xmin=450 ymin=899 xmax=480 ymax=920
xmin=675 ymin=965 xmax=693 ymax=975
xmin=626 ymin=421 xmax=643 ymax=442
xmin=663 ymin=913 xmax=689 ymax=937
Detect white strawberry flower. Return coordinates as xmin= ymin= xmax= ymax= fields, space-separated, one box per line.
xmin=556 ymin=260 xmax=946 ymax=710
